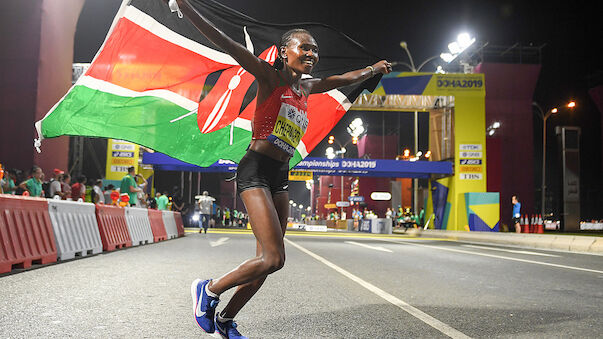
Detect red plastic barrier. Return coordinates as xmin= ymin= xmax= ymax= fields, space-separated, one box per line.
xmin=95 ymin=204 xmax=132 ymax=251
xmin=148 ymin=209 xmax=168 ymax=242
xmin=0 ymin=195 xmax=57 ymax=274
xmin=173 ymin=211 xmax=185 ymax=237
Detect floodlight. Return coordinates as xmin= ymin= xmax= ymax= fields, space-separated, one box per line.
xmin=440 ymin=53 xmax=455 ymax=63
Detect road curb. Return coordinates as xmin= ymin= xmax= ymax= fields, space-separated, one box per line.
xmin=398 ymin=229 xmax=603 ymax=254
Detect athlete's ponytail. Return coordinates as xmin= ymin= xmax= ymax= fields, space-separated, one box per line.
xmin=273 ymin=54 xmax=284 ymax=70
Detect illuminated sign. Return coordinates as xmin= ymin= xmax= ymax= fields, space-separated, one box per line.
xmin=288 ymin=170 xmax=313 ymax=181
xmin=370 ymin=192 xmax=392 ymax=201
xmin=336 ymin=201 xmax=350 ymax=207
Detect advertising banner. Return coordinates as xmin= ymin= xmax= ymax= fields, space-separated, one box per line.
xmin=288 ymin=170 xmax=313 ymax=181
xmin=105 ymin=139 xmax=140 ymax=181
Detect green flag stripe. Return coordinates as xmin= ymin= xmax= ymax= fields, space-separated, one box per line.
xmin=42 ymin=85 xmax=252 ymax=167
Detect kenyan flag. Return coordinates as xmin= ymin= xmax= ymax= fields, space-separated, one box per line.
xmin=37 ymin=0 xmax=381 ymax=168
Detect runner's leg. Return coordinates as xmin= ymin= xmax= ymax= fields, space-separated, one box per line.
xmin=208 ymin=188 xmax=285 ymax=295
xmin=219 ymin=191 xmax=289 ymax=318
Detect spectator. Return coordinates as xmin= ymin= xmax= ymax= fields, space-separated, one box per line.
xmin=60 ymin=173 xmax=72 ymax=200
xmin=92 ymin=179 xmax=104 ymax=204
xmin=120 ymin=166 xmax=146 ymax=207
xmin=197 ymin=191 xmax=215 ymax=233
xmin=1 ymin=168 xmax=18 ymax=195
xmin=214 ymin=206 xmax=222 ymax=227
xmin=171 ymin=187 xmax=184 ymax=213
xmin=48 ymin=168 xmax=64 ymax=199
xmin=146 ymin=193 xmax=157 ymax=209
xmin=19 ymin=165 xmax=44 ymax=197
xmin=71 ymin=175 xmax=87 ymax=201
xmin=512 ymin=195 xmax=521 ymax=233
xmin=103 ymin=184 xmax=116 ymax=204
xmin=224 ymin=207 xmax=231 ymax=226
xmin=156 ymin=191 xmax=169 ymax=210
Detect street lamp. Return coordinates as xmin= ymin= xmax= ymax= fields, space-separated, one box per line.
xmin=326 ymin=120 xmax=365 ymax=220
xmin=399 ymin=41 xmax=446 ymax=215
xmin=533 ymin=101 xmax=576 ymax=218
xmin=439 ymin=32 xmax=476 ymax=68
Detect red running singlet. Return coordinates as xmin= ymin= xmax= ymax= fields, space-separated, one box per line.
xmin=252 ymin=84 xmax=309 ymax=157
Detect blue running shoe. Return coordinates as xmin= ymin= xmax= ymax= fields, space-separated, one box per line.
xmin=191 ymin=279 xmax=219 ymax=333
xmin=216 ymin=315 xmax=248 ymax=339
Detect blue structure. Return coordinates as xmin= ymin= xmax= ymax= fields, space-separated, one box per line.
xmin=142 ymin=152 xmax=453 ymax=179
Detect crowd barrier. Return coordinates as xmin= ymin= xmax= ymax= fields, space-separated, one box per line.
xmin=358 ymin=218 xmax=393 ymax=234
xmin=124 ymin=207 xmax=154 ymax=246
xmin=0 ymin=195 xmax=186 ymax=274
xmin=0 ymin=195 xmax=57 ymax=274
xmin=95 ymin=204 xmax=132 ymax=251
xmin=148 ymin=209 xmax=168 ymax=242
xmin=162 ymin=211 xmax=179 ymax=239
xmin=174 ymin=212 xmax=185 ymax=237
xmin=48 ymin=199 xmax=103 ymax=260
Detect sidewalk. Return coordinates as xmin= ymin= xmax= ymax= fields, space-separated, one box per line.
xmin=395 ymin=228 xmax=603 ymax=255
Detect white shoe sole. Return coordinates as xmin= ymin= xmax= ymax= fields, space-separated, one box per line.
xmin=191 ymin=278 xmax=201 ymax=320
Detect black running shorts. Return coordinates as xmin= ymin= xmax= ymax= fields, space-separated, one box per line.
xmin=236 ymin=149 xmax=289 ymax=195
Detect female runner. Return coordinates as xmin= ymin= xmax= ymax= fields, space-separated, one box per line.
xmin=168 ymin=1 xmax=392 ymax=338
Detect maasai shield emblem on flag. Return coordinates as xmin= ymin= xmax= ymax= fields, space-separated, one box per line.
xmin=36 ymin=0 xmax=382 ymax=168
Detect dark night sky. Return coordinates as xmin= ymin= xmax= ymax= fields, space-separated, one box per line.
xmin=73 ymin=0 xmax=601 ymax=214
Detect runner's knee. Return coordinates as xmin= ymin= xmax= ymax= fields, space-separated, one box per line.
xmin=261 ymin=252 xmax=285 ymax=274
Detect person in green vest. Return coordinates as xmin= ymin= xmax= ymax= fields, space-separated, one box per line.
xmin=120 ymin=166 xmax=145 ymax=207
xmin=156 ymin=191 xmax=169 ymax=210
xmin=1 ymin=168 xmax=18 ymax=195
xmin=19 ymin=165 xmax=44 ymax=197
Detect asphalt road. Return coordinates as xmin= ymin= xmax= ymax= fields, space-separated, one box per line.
xmin=1 ymin=229 xmax=602 ymax=338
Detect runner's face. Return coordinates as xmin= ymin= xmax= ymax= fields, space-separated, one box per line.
xmin=283 ymin=33 xmax=319 ymax=74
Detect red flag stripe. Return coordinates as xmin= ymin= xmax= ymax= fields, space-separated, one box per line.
xmin=86 ymin=17 xmax=232 ymax=103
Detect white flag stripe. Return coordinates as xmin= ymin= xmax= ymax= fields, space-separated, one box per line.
xmin=296 ymin=140 xmax=309 ymax=158
xmin=326 ymin=88 xmax=352 ymax=111
xmin=78 ymin=75 xmax=198 ymax=111
xmin=123 ymin=6 xmax=238 ymax=66
xmin=232 ymin=117 xmax=252 ymax=131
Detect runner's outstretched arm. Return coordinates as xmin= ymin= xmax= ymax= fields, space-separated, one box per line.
xmin=308 ymin=60 xmax=392 ymax=94
xmin=168 ymin=0 xmax=274 ymax=81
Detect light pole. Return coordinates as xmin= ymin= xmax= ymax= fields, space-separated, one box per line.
xmin=533 ymin=101 xmax=575 ymax=218
xmin=399 ymin=42 xmax=440 ymax=216
xmin=325 ymin=118 xmax=365 ymax=220
xmin=326 ymin=139 xmax=350 ymax=220
xmin=400 ymin=33 xmax=476 ymax=216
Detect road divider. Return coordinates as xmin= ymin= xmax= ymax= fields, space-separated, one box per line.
xmin=124 ymin=207 xmax=154 ymax=246
xmin=162 ymin=210 xmax=179 ymax=239
xmin=0 ymin=195 xmax=185 ymax=274
xmin=0 ymin=195 xmax=57 ymax=274
xmin=95 ymin=204 xmax=132 ymax=251
xmin=48 ymin=199 xmax=103 ymax=260
xmin=148 ymin=209 xmax=168 ymax=242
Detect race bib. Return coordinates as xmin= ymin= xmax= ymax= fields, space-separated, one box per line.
xmin=267 ymin=102 xmax=308 ymax=156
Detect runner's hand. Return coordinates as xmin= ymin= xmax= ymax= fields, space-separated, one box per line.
xmin=373 ymin=60 xmax=393 ymax=75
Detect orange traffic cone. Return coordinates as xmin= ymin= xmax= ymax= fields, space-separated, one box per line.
xmin=521 ymin=214 xmax=527 ymax=233
xmin=536 ymin=214 xmax=544 ymax=233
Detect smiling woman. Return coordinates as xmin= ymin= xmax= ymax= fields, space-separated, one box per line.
xmin=164 ymin=0 xmax=392 ymax=337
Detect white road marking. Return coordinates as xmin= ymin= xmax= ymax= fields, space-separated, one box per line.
xmin=461 ymin=244 xmax=560 ymax=257
xmin=285 ymin=238 xmax=471 ymax=339
xmin=210 ymin=237 xmax=229 ymax=247
xmin=381 ymin=239 xmax=603 ymax=275
xmin=345 ymin=241 xmax=393 ymax=253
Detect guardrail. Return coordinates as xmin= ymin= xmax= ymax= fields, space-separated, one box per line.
xmin=0 ymin=195 xmax=185 ymax=274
